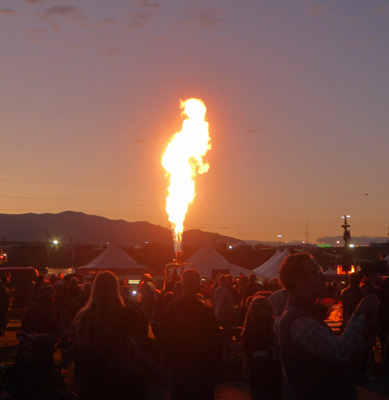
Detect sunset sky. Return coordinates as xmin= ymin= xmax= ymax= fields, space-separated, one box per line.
xmin=1 ymin=0 xmax=388 ymax=244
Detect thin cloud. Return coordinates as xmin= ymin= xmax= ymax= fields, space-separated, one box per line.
xmin=26 ymin=27 xmax=47 ymax=34
xmin=372 ymin=4 xmax=389 ymax=15
xmin=40 ymin=6 xmax=84 ymax=20
xmin=134 ymin=0 xmax=160 ymax=11
xmin=305 ymin=5 xmax=332 ymax=17
xmin=25 ymin=0 xmax=51 ymax=4
xmin=128 ymin=11 xmax=150 ymax=27
xmin=346 ymin=38 xmax=373 ymax=47
xmin=128 ymin=0 xmax=160 ymax=28
xmin=93 ymin=17 xmax=118 ymax=27
xmin=0 ymin=9 xmax=17 ymax=15
xmin=186 ymin=8 xmax=223 ymax=28
xmin=103 ymin=47 xmax=120 ymax=57
xmin=135 ymin=138 xmax=146 ymax=144
xmin=245 ymin=129 xmax=257 ymax=134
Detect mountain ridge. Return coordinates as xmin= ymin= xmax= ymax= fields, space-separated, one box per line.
xmin=0 ymin=211 xmax=244 ymax=247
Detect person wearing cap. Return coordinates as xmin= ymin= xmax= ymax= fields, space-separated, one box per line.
xmin=278 ymin=253 xmax=378 ymax=400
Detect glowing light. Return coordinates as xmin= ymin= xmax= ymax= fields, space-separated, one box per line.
xmin=162 ymin=98 xmax=211 ymax=252
xmin=52 ymin=240 xmax=58 ymax=245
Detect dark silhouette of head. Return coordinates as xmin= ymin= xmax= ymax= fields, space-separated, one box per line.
xmin=218 ymin=274 xmax=228 ymax=287
xmin=88 ymin=271 xmax=123 ymax=309
xmin=182 ymin=269 xmax=201 ymax=298
xmin=349 ymin=273 xmax=361 ymax=286
xmin=279 ymin=253 xmax=315 ymax=292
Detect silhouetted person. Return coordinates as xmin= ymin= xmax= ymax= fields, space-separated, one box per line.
xmin=0 ymin=273 xmax=12 ymax=336
xmin=159 ymin=269 xmax=222 ymax=400
xmin=60 ymin=277 xmax=84 ymax=339
xmin=237 ymin=272 xmax=249 ymax=298
xmin=139 ymin=273 xmax=157 ymax=320
xmin=226 ymin=274 xmax=241 ymax=306
xmin=73 ymin=271 xmax=149 ymax=400
xmin=268 ymin=288 xmax=288 ymax=334
xmin=29 ymin=275 xmax=45 ymax=305
xmin=242 ymin=296 xmax=282 ymax=400
xmin=278 ymin=253 xmax=378 ymax=400
xmin=376 ymin=277 xmax=389 ymax=370
xmin=243 ymin=273 xmax=263 ymax=304
xmin=341 ymin=273 xmax=362 ymax=330
xmin=270 ymin=278 xmax=281 ymax=292
xmin=22 ymin=284 xmax=57 ymax=335
xmin=213 ymin=274 xmax=236 ymax=328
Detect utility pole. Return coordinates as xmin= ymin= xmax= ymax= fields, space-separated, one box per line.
xmin=305 ymin=221 xmax=309 ymax=247
xmin=341 ymin=215 xmax=351 ymax=272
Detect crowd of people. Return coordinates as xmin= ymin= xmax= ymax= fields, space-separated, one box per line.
xmin=0 ymin=254 xmax=388 ymax=400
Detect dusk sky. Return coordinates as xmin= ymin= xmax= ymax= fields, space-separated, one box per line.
xmin=1 ymin=0 xmax=389 ymax=244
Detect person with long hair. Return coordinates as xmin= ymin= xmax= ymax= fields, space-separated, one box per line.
xmin=73 ymin=271 xmax=149 ymax=400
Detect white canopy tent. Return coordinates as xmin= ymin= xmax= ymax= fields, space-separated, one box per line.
xmin=252 ymin=249 xmax=283 ymax=274
xmin=77 ymin=244 xmax=148 ymax=274
xmin=253 ymin=249 xmax=291 ymax=280
xmin=185 ymin=245 xmax=256 ymax=279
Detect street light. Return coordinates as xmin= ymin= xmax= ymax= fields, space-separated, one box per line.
xmin=341 ymin=215 xmax=351 ymax=272
xmin=277 ymin=235 xmax=282 ymax=248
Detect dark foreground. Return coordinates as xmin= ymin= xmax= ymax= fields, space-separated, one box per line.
xmin=2 ymin=316 xmax=389 ymax=400
xmin=148 ymin=380 xmax=389 ymax=400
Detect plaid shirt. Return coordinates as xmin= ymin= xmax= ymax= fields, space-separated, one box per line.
xmin=289 ymin=312 xmax=365 ymax=364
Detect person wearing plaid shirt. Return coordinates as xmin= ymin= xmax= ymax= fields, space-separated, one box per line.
xmin=278 ymin=253 xmax=378 ymax=400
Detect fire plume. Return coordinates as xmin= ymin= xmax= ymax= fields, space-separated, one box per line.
xmin=162 ymin=98 xmax=211 ymax=253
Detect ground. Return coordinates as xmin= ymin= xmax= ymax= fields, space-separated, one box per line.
xmin=1 ymin=309 xmax=389 ymax=400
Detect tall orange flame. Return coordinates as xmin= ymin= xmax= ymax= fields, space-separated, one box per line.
xmin=162 ymin=98 xmax=211 ymax=253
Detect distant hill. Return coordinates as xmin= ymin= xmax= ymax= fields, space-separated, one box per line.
xmin=0 ymin=211 xmax=244 ymax=247
xmin=317 ymin=236 xmax=389 ymax=246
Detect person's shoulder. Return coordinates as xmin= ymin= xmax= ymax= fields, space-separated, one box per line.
xmin=166 ymin=296 xmax=197 ymax=307
xmin=269 ymin=288 xmax=286 ymax=297
xmin=164 ymin=297 xmax=209 ymax=314
xmin=160 ymin=297 xmax=182 ymax=314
